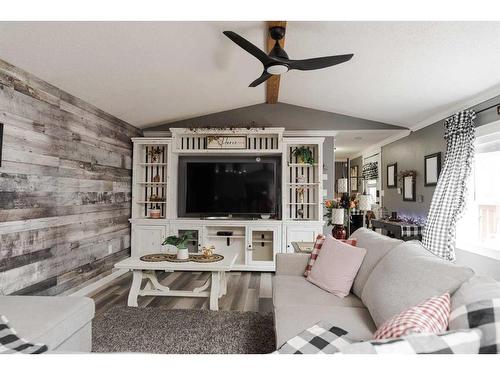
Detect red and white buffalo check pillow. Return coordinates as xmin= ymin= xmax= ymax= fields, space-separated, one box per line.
xmin=303 ymin=234 xmax=357 ymax=277
xmin=373 ymin=293 xmax=451 ymax=340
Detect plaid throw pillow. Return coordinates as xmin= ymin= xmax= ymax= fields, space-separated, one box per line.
xmin=0 ymin=316 xmax=48 ymax=354
xmin=374 ymin=293 xmax=451 ymax=340
xmin=303 ymin=234 xmax=357 ymax=277
xmin=449 ymin=298 xmax=500 ymax=354
xmin=341 ymin=329 xmax=482 ymax=354
xmin=277 ymin=321 xmax=355 ymax=354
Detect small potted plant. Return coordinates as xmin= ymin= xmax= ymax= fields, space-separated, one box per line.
xmin=162 ymin=232 xmax=194 ymax=260
xmin=292 ymin=146 xmax=314 ymax=165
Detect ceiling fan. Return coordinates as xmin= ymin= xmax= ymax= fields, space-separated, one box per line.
xmin=223 ymin=26 xmax=354 ymax=87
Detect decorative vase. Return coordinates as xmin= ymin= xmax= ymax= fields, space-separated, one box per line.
xmin=149 ymin=208 xmax=161 ymax=219
xmin=332 ymin=225 xmax=347 ymax=240
xmin=176 ymin=247 xmax=189 ymax=260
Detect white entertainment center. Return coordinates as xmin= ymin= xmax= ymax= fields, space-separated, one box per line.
xmin=130 ymin=127 xmax=325 ymax=271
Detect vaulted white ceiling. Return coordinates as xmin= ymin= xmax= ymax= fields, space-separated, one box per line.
xmin=0 ymin=21 xmax=499 ymax=129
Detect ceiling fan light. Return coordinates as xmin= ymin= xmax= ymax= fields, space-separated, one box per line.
xmin=266 ymin=65 xmax=288 ymax=75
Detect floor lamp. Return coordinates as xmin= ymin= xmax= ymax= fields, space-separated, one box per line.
xmin=337 ymin=177 xmax=349 ymax=233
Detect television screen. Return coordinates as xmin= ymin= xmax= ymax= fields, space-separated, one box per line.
xmin=178 ymin=156 xmax=280 ymax=217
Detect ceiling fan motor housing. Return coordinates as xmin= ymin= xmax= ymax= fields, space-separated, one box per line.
xmin=269 ymin=26 xmax=286 ymax=41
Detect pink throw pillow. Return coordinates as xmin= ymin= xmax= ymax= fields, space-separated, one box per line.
xmin=303 ymin=235 xmax=357 ymax=277
xmin=373 ymin=293 xmax=451 ymax=340
xmin=306 ymin=235 xmax=366 ymax=298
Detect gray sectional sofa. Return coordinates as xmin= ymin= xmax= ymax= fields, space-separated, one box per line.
xmin=0 ymin=296 xmax=95 ymax=352
xmin=273 ymin=228 xmax=492 ymax=348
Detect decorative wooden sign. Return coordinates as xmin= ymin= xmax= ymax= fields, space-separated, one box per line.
xmin=207 ymin=136 xmax=247 ymax=149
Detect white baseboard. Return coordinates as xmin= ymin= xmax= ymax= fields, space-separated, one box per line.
xmin=69 ymin=269 xmax=129 ymax=297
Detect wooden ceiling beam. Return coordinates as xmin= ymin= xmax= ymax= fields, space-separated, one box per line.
xmin=266 ymin=21 xmax=286 ymax=104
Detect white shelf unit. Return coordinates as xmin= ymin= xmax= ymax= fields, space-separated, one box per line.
xmin=131 ymin=138 xmax=172 ymax=220
xmin=283 ymin=138 xmax=324 ymax=221
xmin=129 ymin=131 xmax=326 ymax=271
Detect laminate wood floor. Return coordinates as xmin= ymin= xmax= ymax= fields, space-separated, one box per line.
xmin=86 ymin=271 xmax=274 ymax=317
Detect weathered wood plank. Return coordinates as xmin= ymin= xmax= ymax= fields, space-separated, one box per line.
xmin=0 ymin=216 xmax=131 ymax=257
xmin=3 ymin=124 xmax=131 ymax=169
xmin=0 ymin=59 xmax=61 ymax=100
xmin=3 ymin=116 xmax=133 ymax=159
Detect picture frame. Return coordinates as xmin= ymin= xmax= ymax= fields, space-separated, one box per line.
xmin=0 ymin=123 xmax=3 ymax=168
xmin=387 ymin=162 xmax=397 ymax=188
xmin=424 ymin=152 xmax=441 ymax=186
xmin=403 ymin=175 xmax=416 ymax=201
xmin=350 ymin=165 xmax=358 ymax=192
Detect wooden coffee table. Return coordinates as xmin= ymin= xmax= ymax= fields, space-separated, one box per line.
xmin=114 ymin=252 xmax=238 ymax=310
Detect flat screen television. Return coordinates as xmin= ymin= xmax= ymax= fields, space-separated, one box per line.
xmin=178 ymin=156 xmax=281 ymax=218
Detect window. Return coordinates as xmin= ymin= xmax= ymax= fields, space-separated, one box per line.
xmin=366 ymin=179 xmax=378 ymax=205
xmin=456 ymin=124 xmax=500 ymax=259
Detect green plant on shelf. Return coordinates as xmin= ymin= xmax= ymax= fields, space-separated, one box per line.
xmin=162 ymin=232 xmax=195 ymax=249
xmin=291 ymin=146 xmax=314 ymax=165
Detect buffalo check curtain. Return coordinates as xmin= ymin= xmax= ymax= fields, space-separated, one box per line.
xmin=422 ymin=110 xmax=476 ymax=262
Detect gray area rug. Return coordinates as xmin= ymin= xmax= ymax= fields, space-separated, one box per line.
xmin=92 ymin=306 xmax=276 ymax=354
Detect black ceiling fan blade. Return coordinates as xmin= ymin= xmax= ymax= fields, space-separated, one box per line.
xmin=223 ymin=31 xmax=272 ymax=65
xmin=288 ymin=53 xmax=354 ymax=71
xmin=249 ymin=72 xmax=272 ymax=87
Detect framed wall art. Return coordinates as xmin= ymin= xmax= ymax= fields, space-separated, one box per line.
xmin=386 ymin=162 xmax=397 ymax=188
xmin=424 ymin=152 xmax=441 ymax=186
xmin=350 ymin=165 xmax=358 ymax=192
xmin=403 ymin=175 xmax=416 ymax=201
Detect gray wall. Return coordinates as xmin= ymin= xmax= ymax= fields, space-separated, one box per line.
xmin=145 ymin=102 xmax=405 ymax=133
xmin=379 ymin=94 xmax=500 ymax=280
xmin=381 ymin=121 xmax=445 ymax=218
xmin=0 ymin=59 xmax=142 ymax=295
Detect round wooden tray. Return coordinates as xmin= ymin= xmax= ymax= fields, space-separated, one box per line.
xmin=139 ymin=253 xmax=224 ymax=263
xmin=191 ymin=254 xmax=224 ymax=263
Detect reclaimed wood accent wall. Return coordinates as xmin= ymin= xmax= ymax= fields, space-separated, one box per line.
xmin=0 ymin=59 xmax=142 ymax=295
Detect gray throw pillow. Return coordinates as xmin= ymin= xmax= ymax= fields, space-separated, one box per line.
xmin=348 ymin=228 xmax=403 ymax=298
xmin=361 ymin=240 xmax=474 ymax=327
xmin=450 ymin=276 xmax=500 ymax=311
